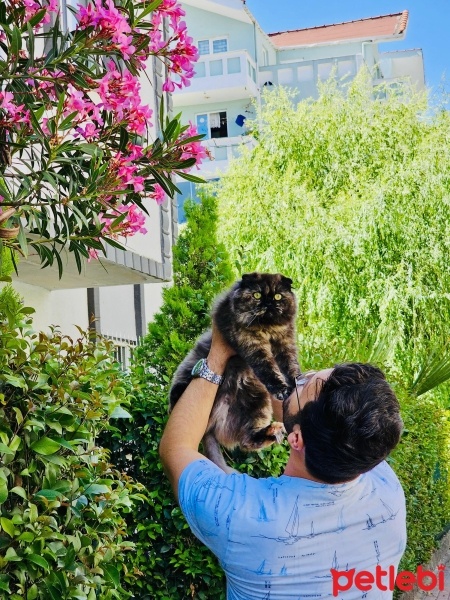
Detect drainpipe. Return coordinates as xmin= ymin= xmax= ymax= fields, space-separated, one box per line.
xmin=242 ymin=4 xmax=262 ymax=124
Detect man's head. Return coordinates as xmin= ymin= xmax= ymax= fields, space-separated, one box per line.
xmin=283 ymin=363 xmax=403 ymax=484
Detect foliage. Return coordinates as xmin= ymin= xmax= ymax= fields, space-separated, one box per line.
xmin=0 ymin=285 xmax=144 ymax=599
xmin=215 ymin=71 xmax=450 ymax=377
xmin=0 ymin=0 xmax=206 ymax=273
xmin=213 ymin=73 xmax=450 ymax=568
xmin=391 ymin=388 xmax=450 ymax=572
xmin=102 ymin=193 xmax=235 ymax=599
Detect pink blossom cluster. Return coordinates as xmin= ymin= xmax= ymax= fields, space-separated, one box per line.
xmin=88 ymin=203 xmax=148 ymax=260
xmin=2 ymin=0 xmax=208 ymax=261
xmin=97 ymin=61 xmax=152 ymax=135
xmin=151 ymin=1 xmax=199 ymax=92
xmin=178 ymin=121 xmax=209 ymax=169
xmin=8 ymin=0 xmax=59 ymax=29
xmin=77 ymin=0 xmax=136 ymax=60
xmin=0 ymin=91 xmax=31 ymax=128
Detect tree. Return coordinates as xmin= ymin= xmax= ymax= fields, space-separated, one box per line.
xmin=213 ymin=72 xmax=450 ymax=570
xmin=215 ymin=72 xmax=450 ymax=377
xmin=0 ymin=0 xmax=206 ymax=274
xmin=103 ymin=193 xmax=234 ymax=599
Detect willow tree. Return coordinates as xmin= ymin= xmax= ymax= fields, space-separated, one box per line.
xmin=215 ymin=71 xmax=450 ymax=379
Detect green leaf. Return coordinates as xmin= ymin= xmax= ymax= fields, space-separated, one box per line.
xmin=10 ymin=486 xmax=27 ymax=500
xmin=27 ymin=554 xmax=50 ymax=571
xmin=0 ymin=443 xmax=14 ymax=455
xmin=109 ymin=406 xmax=132 ymax=419
xmin=30 ymin=437 xmax=61 ymax=455
xmin=0 ymin=484 xmax=8 ymax=505
xmin=0 ymin=574 xmax=10 ymax=593
xmin=34 ymin=489 xmax=61 ymax=501
xmin=3 ymin=374 xmax=27 ymax=390
xmin=0 ymin=517 xmax=15 ymax=538
xmin=103 ymin=564 xmax=120 ymax=587
xmin=83 ymin=484 xmax=110 ymax=496
xmin=10 ymin=25 xmax=22 ymax=59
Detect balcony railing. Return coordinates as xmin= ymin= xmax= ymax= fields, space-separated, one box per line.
xmin=173 ymin=50 xmax=259 ymax=106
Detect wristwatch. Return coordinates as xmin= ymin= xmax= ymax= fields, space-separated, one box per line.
xmin=191 ymin=358 xmax=224 ymax=385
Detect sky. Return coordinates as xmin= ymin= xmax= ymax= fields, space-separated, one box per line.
xmin=245 ymin=0 xmax=450 ymax=96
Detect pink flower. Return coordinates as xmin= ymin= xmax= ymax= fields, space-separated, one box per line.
xmin=179 ymin=121 xmax=208 ymax=169
xmin=162 ymin=78 xmax=175 ymax=93
xmin=150 ymin=184 xmax=165 ymax=205
xmin=117 ymin=204 xmax=147 ymax=235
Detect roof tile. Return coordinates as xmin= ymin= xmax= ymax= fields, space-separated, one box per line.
xmin=268 ymin=11 xmax=409 ymax=47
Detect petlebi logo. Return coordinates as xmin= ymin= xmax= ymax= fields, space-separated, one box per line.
xmin=331 ymin=564 xmax=446 ymax=596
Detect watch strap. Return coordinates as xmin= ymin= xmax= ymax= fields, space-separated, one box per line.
xmin=191 ymin=358 xmax=224 ymax=385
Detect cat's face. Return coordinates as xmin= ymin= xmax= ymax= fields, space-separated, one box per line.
xmin=232 ymin=273 xmax=296 ymax=326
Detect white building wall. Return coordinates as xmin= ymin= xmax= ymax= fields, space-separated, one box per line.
xmin=2 ymin=282 xmax=89 ymax=338
xmin=98 ymin=286 xmax=137 ymax=340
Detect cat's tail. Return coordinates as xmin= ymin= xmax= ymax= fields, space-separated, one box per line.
xmin=203 ymin=432 xmax=234 ymax=474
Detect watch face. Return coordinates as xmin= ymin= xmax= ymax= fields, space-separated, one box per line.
xmin=192 ymin=359 xmax=205 ymax=377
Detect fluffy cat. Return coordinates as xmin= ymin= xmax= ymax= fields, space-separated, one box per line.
xmin=169 ymin=272 xmax=301 ymax=472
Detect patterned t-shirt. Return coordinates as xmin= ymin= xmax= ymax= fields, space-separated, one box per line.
xmin=179 ymin=459 xmax=406 ymax=600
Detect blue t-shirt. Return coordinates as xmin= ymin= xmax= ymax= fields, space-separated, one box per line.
xmin=179 ymin=459 xmax=406 ymax=600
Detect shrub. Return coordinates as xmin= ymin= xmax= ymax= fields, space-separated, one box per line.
xmin=104 ymin=193 xmax=234 ymax=599
xmin=0 ymin=285 xmax=144 ymax=599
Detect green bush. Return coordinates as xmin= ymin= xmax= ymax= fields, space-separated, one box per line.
xmin=0 ymin=285 xmax=144 ymax=599
xmin=104 ymin=194 xmax=234 ymax=599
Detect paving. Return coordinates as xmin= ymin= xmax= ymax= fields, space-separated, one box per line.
xmin=403 ymin=533 xmax=450 ymax=600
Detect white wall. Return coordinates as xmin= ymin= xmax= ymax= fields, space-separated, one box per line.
xmin=1 ymin=281 xmax=89 ymax=338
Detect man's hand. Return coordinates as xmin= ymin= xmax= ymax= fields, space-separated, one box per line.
xmin=159 ymin=324 xmax=235 ymax=501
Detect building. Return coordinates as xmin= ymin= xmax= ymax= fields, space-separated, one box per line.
xmin=174 ymin=0 xmax=425 ymax=216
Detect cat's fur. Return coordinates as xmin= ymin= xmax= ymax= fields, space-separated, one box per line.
xmin=169 ymin=272 xmax=301 ymax=472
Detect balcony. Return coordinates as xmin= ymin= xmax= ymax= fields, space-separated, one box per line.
xmin=376 ymin=49 xmax=425 ymax=91
xmin=173 ymin=50 xmax=260 ymax=107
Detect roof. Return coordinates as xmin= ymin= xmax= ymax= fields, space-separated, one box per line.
xmin=268 ymin=11 xmax=409 ymax=48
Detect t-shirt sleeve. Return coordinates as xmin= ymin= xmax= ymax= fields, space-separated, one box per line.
xmin=178 ymin=458 xmax=243 ymax=561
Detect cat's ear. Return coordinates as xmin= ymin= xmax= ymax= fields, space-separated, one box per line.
xmin=280 ymin=275 xmax=293 ymax=290
xmin=241 ymin=272 xmax=258 ymax=281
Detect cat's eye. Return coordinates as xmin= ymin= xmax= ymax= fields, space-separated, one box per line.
xmin=274 ymin=293 xmax=282 ymax=300
xmin=253 ymin=292 xmax=261 ymax=299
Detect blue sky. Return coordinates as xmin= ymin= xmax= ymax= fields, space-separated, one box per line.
xmin=245 ymin=0 xmax=449 ymax=96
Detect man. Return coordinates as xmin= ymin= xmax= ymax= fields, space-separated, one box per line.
xmin=159 ymin=326 xmax=406 ymax=599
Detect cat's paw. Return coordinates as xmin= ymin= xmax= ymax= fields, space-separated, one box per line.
xmin=267 ymin=422 xmax=286 ymax=444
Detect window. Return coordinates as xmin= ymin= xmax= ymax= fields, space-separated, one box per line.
xmin=213 ymin=38 xmax=228 ymax=53
xmin=196 ymin=112 xmax=228 ymax=140
xmin=317 ymin=61 xmax=333 ymax=81
xmin=263 ymin=48 xmax=269 ymax=67
xmin=210 ymin=111 xmax=228 ymax=138
xmin=227 ymin=57 xmax=241 ymax=74
xmin=297 ymin=64 xmax=314 ymax=82
xmin=210 ymin=59 xmax=223 ymax=76
xmin=194 ymin=62 xmax=206 ymax=78
xmin=198 ymin=40 xmax=209 ymax=55
xmin=196 ymin=38 xmax=228 ymax=56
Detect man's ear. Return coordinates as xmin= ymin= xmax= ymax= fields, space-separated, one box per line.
xmin=287 ymin=424 xmax=305 ymax=452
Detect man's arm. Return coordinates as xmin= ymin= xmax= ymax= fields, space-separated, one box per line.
xmin=159 ymin=327 xmax=235 ymax=502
